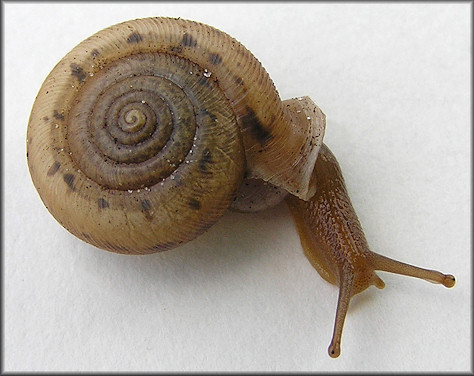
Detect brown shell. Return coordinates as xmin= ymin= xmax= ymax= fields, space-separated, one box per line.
xmin=27 ymin=17 xmax=324 ymax=254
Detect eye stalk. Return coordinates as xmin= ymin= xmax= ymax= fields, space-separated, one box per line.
xmin=286 ymin=143 xmax=455 ymax=358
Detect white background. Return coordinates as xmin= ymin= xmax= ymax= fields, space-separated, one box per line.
xmin=4 ymin=2 xmax=471 ymax=372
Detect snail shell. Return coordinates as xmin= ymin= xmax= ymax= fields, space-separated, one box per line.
xmin=27 ymin=17 xmax=456 ymax=358
xmin=27 ymin=17 xmax=325 ymax=254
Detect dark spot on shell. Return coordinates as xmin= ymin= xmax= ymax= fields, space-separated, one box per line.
xmin=127 ymin=32 xmax=143 ymax=44
xmin=141 ymin=199 xmax=152 ymax=211
xmin=43 ymin=116 xmax=49 ymax=122
xmin=180 ymin=33 xmax=197 ymax=47
xmin=63 ymin=173 xmax=75 ymax=191
xmin=241 ymin=107 xmax=273 ymax=145
xmin=98 ymin=198 xmax=109 ymax=209
xmin=169 ymin=45 xmax=183 ymax=54
xmin=234 ymin=76 xmax=244 ymax=86
xmin=200 ymin=108 xmax=217 ymax=122
xmin=91 ymin=49 xmax=100 ymax=57
xmin=53 ymin=110 xmax=64 ymax=120
xmin=188 ymin=198 xmax=201 ymax=210
xmin=47 ymin=161 xmax=60 ymax=176
xmin=70 ymin=63 xmax=86 ymax=82
xmin=197 ymin=76 xmax=212 ymax=88
xmin=199 ymin=148 xmax=213 ymax=171
xmin=141 ymin=199 xmax=153 ymax=220
xmin=209 ymin=53 xmax=222 ymax=65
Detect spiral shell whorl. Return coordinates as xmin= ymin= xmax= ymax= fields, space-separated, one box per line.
xmin=27 ymin=17 xmax=322 ymax=253
xmin=27 ymin=19 xmax=250 ymax=254
xmin=68 ymin=53 xmax=220 ymax=191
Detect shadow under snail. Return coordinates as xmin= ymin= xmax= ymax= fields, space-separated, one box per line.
xmin=26 ymin=17 xmax=455 ymax=358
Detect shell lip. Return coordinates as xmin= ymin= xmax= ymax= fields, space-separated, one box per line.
xmin=274 ymin=96 xmax=326 ymax=201
xmin=296 ymin=96 xmax=326 ymax=201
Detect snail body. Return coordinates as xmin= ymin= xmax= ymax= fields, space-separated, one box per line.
xmin=27 ymin=17 xmax=455 ymax=358
xmin=286 ymin=144 xmax=455 ymax=357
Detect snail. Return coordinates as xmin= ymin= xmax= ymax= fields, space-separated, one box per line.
xmin=26 ymin=17 xmax=455 ymax=358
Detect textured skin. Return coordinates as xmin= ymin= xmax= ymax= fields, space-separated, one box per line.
xmin=286 ymin=144 xmax=383 ymax=294
xmin=26 ymin=17 xmax=456 ymax=360
xmin=286 ymin=143 xmax=455 ymax=358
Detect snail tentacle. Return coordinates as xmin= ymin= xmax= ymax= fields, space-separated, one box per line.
xmin=27 ymin=17 xmax=455 ymax=359
xmin=286 ymin=143 xmax=455 ymax=358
